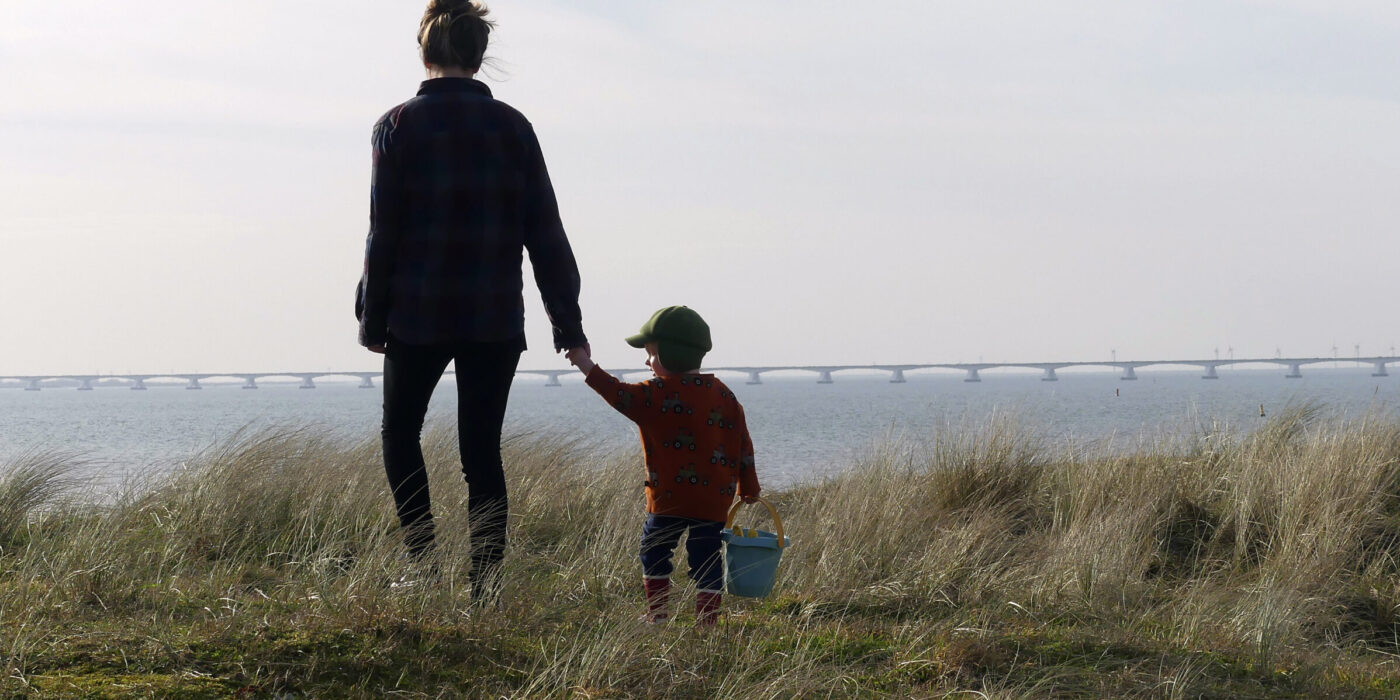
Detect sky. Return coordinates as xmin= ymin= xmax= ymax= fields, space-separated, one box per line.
xmin=2 ymin=0 xmax=1398 ymax=374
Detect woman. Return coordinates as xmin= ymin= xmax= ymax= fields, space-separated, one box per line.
xmin=356 ymin=0 xmax=589 ymax=598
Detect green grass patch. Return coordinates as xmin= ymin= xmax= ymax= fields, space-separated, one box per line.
xmin=5 ymin=416 xmax=1400 ymax=697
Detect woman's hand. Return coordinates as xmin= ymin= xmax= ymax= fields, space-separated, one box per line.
xmin=558 ymin=342 xmax=590 ymax=355
xmin=367 ymin=344 xmax=387 ymax=354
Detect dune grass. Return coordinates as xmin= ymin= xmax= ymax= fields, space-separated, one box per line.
xmin=4 ymin=405 xmax=1400 ymax=697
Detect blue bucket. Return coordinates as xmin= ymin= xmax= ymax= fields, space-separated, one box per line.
xmin=722 ymin=498 xmax=790 ymax=598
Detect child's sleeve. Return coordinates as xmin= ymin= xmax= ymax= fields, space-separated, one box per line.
xmin=736 ymin=406 xmax=761 ymax=499
xmin=583 ymin=364 xmax=653 ymax=423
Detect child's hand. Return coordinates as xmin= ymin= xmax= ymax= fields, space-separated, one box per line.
xmin=742 ymin=494 xmax=760 ymax=504
xmin=565 ymin=345 xmax=595 ymax=373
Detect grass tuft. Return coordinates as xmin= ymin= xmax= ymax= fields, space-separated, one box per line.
xmin=0 ymin=449 xmax=75 ymax=550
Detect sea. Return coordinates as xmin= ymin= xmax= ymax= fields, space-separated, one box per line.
xmin=2 ymin=367 xmax=1397 ymax=491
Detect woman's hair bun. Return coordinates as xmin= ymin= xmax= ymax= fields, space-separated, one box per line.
xmin=419 ymin=1 xmax=493 ymax=71
xmin=424 ymin=0 xmax=478 ymax=17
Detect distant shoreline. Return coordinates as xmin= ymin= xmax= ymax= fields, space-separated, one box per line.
xmin=2 ymin=363 xmax=1393 ymax=391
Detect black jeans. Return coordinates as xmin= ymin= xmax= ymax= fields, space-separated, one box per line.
xmin=381 ymin=337 xmax=522 ymax=582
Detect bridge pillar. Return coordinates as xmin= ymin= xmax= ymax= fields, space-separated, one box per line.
xmin=1120 ymin=366 xmax=1137 ymax=380
xmin=964 ymin=368 xmax=981 ymax=383
xmin=299 ymin=376 xmax=316 ymax=389
xmin=890 ymin=369 xmax=906 ymax=383
xmin=130 ymin=378 xmax=147 ymax=390
xmin=78 ymin=378 xmax=94 ymax=391
xmin=359 ymin=375 xmax=375 ymax=388
xmin=186 ymin=378 xmax=202 ymax=390
xmin=1373 ymin=362 xmax=1389 ymax=378
xmin=1201 ymin=365 xmax=1219 ymax=380
xmin=817 ymin=370 xmax=833 ymax=384
xmin=24 ymin=379 xmax=40 ymax=391
xmin=1041 ymin=367 xmax=1059 ymax=382
xmin=1285 ymin=363 xmax=1303 ymax=379
xmin=544 ymin=372 xmax=563 ymax=387
xmin=747 ymin=371 xmax=763 ymax=385
xmin=242 ymin=377 xmax=258 ymax=390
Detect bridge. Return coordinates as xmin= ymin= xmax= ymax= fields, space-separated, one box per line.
xmin=705 ymin=356 xmax=1396 ymax=384
xmin=1 ymin=356 xmax=1396 ymax=391
xmin=0 ymin=372 xmax=381 ymax=392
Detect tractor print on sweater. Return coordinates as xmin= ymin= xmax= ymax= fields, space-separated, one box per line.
xmin=710 ymin=448 xmax=730 ymax=466
xmin=671 ymin=429 xmax=697 ymax=450
xmin=676 ymin=464 xmax=697 ymax=484
xmin=706 ymin=408 xmax=735 ymax=429
xmin=662 ymin=392 xmax=693 ymax=415
xmin=675 ymin=463 xmax=710 ymax=486
xmin=613 ymin=389 xmax=632 ymax=413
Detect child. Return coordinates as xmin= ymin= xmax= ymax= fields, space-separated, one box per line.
xmin=565 ymin=306 xmax=761 ymax=625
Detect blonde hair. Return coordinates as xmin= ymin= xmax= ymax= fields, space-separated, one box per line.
xmin=418 ymin=0 xmax=493 ymax=71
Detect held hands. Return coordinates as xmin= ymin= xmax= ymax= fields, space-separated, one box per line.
xmin=564 ymin=344 xmax=595 ymax=374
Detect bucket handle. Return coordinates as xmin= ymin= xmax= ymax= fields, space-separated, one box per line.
xmin=725 ymin=496 xmax=785 ymax=549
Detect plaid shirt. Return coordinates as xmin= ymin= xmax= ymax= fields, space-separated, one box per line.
xmin=356 ymin=78 xmax=586 ymax=350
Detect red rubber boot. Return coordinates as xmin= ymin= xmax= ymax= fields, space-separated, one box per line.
xmin=696 ymin=591 xmax=722 ymax=627
xmin=643 ymin=577 xmax=671 ymax=624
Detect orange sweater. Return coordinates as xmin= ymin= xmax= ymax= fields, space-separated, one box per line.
xmin=585 ymin=366 xmax=761 ymax=521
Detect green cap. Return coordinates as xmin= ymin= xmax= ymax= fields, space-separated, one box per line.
xmin=625 ymin=306 xmax=712 ymax=373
